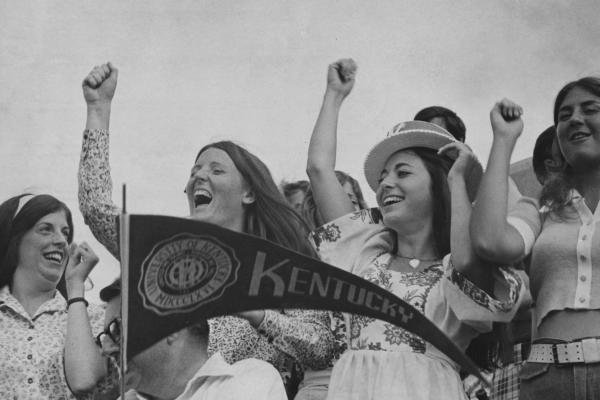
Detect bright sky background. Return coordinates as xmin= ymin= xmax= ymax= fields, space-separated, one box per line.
xmin=2 ymin=0 xmax=599 ymax=302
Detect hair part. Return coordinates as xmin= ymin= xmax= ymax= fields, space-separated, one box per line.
xmin=0 ymin=194 xmax=73 ymax=290
xmin=196 ymin=141 xmax=316 ymax=258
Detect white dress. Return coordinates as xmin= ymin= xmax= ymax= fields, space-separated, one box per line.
xmin=309 ymin=210 xmax=526 ymax=400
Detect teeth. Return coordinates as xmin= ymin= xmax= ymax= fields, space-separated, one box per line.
xmin=193 ymin=188 xmax=212 ymax=206
xmin=571 ymin=132 xmax=590 ymax=141
xmin=383 ymin=195 xmax=403 ymax=206
xmin=44 ymin=251 xmax=63 ymax=263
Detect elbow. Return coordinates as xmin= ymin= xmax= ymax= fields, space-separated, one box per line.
xmin=470 ymin=235 xmax=517 ymax=265
xmin=68 ymin=376 xmax=101 ymax=396
xmin=306 ymin=163 xmax=324 ymax=180
xmin=306 ymin=158 xmax=335 ymax=180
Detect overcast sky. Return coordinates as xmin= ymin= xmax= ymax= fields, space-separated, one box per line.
xmin=2 ymin=0 xmax=599 ymax=302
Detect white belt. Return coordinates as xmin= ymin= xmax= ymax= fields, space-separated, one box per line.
xmin=528 ymin=338 xmax=600 ymax=364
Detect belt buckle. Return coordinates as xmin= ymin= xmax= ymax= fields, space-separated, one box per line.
xmin=581 ymin=338 xmax=600 ymax=363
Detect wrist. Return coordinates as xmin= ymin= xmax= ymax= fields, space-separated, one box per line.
xmin=87 ymin=102 xmax=111 ymax=114
xmin=66 ymin=281 xmax=85 ymax=298
xmin=323 ymin=89 xmax=346 ymax=106
xmin=67 ymin=297 xmax=89 ymax=308
xmin=447 ymin=173 xmax=467 ymax=187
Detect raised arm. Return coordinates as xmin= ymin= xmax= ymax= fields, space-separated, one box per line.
xmin=64 ymin=243 xmax=108 ymax=394
xmin=79 ymin=63 xmax=120 ymax=259
xmin=437 ymin=142 xmax=492 ymax=292
xmin=306 ymin=59 xmax=358 ymax=224
xmin=470 ymin=99 xmax=527 ymax=264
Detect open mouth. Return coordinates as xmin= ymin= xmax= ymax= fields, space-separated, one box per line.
xmin=569 ymin=131 xmax=591 ymax=142
xmin=382 ymin=195 xmax=404 ymax=206
xmin=193 ymin=188 xmax=213 ymax=207
xmin=43 ymin=251 xmax=64 ymax=264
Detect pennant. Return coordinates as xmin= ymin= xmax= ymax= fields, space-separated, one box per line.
xmin=119 ymin=214 xmax=487 ymax=382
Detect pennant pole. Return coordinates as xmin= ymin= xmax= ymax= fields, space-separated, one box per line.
xmin=119 ymin=184 xmax=129 ymax=400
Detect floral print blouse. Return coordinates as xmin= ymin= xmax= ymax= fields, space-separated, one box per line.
xmin=78 ymin=129 xmax=335 ymax=384
xmin=311 ymin=209 xmax=525 ymax=362
xmin=0 ymin=286 xmax=117 ymax=400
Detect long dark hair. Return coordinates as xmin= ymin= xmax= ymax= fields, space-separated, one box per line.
xmin=409 ymin=148 xmax=506 ymax=371
xmin=408 ymin=148 xmax=452 ymax=258
xmin=540 ymin=77 xmax=600 ymax=214
xmin=196 ymin=141 xmax=316 ymax=258
xmin=0 ymin=194 xmax=74 ymax=290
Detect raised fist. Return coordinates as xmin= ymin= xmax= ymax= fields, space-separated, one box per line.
xmin=490 ymin=98 xmax=524 ymax=141
xmin=82 ymin=62 xmax=118 ymax=106
xmin=326 ymin=58 xmax=357 ymax=99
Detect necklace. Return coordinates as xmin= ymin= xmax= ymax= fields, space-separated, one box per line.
xmin=396 ymin=255 xmax=439 ymax=269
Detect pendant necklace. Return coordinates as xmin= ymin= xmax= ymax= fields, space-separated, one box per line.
xmin=397 ymin=255 xmax=439 ymax=269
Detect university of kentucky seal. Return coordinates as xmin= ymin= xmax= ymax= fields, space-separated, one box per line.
xmin=138 ymin=233 xmax=240 ymax=315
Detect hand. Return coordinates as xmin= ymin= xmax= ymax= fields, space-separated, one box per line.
xmin=325 ymin=58 xmax=357 ymax=99
xmin=82 ymin=62 xmax=118 ymax=106
xmin=65 ymin=242 xmax=99 ymax=288
xmin=439 ymin=141 xmax=479 ymax=182
xmin=236 ymin=310 xmax=266 ymax=328
xmin=490 ymin=98 xmax=524 ymax=141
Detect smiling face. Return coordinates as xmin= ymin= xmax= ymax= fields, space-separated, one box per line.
xmin=185 ymin=147 xmax=255 ymax=232
xmin=376 ymin=150 xmax=433 ymax=231
xmin=15 ymin=211 xmax=70 ymax=288
xmin=556 ymin=86 xmax=600 ymax=170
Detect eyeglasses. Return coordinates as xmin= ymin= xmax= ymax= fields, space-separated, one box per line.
xmin=96 ymin=318 xmax=121 ymax=347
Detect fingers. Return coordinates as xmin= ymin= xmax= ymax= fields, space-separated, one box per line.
xmin=82 ymin=62 xmax=116 ymax=89
xmin=496 ymin=98 xmax=523 ymax=121
xmin=107 ymin=61 xmax=119 ymax=79
xmin=438 ymin=141 xmax=471 ymax=158
xmin=68 ymin=241 xmax=99 ymax=267
xmin=333 ymin=58 xmax=357 ymax=83
xmin=78 ymin=241 xmax=99 ymax=264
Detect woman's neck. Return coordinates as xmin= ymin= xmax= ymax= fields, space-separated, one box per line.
xmin=572 ymin=167 xmax=600 ymax=212
xmin=392 ymin=222 xmax=438 ymax=260
xmin=11 ymin=273 xmax=56 ymax=317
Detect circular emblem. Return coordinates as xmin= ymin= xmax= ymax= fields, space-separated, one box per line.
xmin=138 ymin=233 xmax=239 ymax=315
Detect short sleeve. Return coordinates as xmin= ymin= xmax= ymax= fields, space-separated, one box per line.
xmin=439 ymin=257 xmax=526 ymax=332
xmin=308 ymin=209 xmax=393 ymax=275
xmin=507 ymin=196 xmax=542 ymax=256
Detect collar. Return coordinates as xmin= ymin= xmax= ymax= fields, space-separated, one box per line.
xmin=0 ymin=285 xmax=66 ymax=320
xmin=176 ymin=353 xmax=235 ymax=400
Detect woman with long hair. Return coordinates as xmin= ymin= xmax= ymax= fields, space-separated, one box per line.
xmin=305 ymin=59 xmax=525 ymax=400
xmin=0 ymin=194 xmax=116 ymax=399
xmin=78 ymin=63 xmax=334 ymax=397
xmin=471 ymin=79 xmax=600 ymax=399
